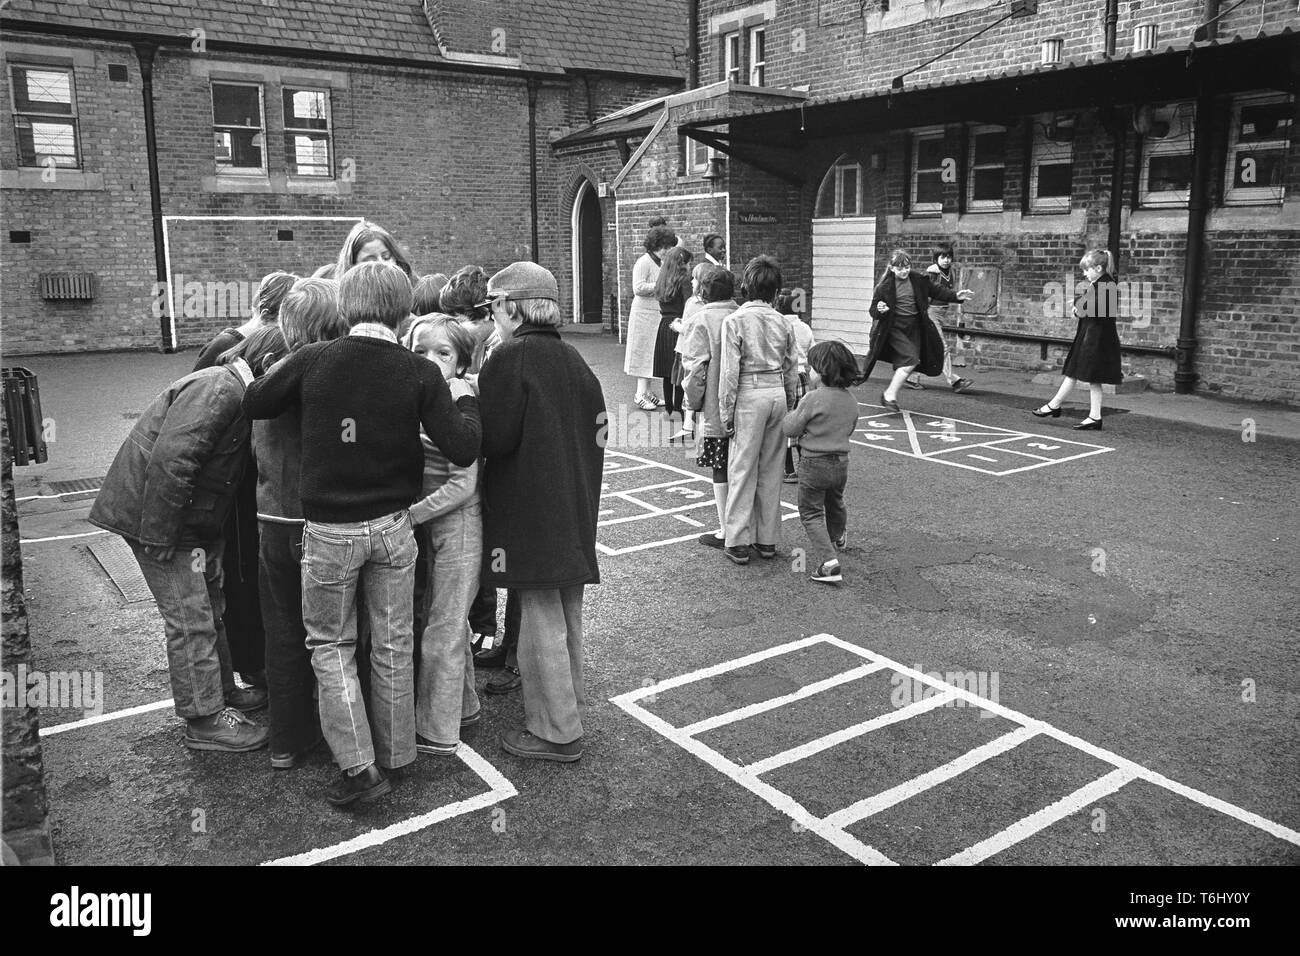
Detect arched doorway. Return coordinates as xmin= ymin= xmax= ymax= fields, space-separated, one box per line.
xmin=571 ymin=180 xmax=604 ymax=323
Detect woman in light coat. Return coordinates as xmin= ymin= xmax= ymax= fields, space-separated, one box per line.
xmin=624 ymin=225 xmax=677 ymax=409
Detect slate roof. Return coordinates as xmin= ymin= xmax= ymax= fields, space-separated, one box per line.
xmin=1 ymin=0 xmax=688 ymax=78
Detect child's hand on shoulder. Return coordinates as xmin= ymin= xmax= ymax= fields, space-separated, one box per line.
xmin=448 ymin=377 xmax=476 ymax=400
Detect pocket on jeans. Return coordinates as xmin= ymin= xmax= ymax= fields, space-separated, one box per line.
xmin=381 ymin=521 xmax=418 ymax=568
xmin=302 ymin=530 xmax=355 ymax=586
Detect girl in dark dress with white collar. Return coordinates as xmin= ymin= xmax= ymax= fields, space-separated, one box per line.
xmin=1033 ymin=249 xmax=1123 ymax=430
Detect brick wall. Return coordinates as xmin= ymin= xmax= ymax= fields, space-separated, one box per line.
xmin=0 ymin=33 xmax=678 ymax=354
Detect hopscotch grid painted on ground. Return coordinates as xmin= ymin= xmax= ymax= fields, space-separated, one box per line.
xmin=40 ymin=698 xmax=516 ymax=866
xmin=611 ymin=633 xmax=1300 ymax=865
xmin=853 ymin=403 xmax=1114 ymax=476
xmin=597 ymin=450 xmax=798 ymax=555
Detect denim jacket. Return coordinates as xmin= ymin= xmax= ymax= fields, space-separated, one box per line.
xmin=89 ymin=362 xmax=252 ymax=547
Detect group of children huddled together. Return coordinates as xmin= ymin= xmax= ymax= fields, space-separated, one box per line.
xmin=91 ymin=219 xmax=605 ymax=807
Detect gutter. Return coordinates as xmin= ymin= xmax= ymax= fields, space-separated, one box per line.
xmin=130 ymin=39 xmax=171 ymax=352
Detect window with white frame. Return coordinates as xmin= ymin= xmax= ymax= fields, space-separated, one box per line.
xmin=966 ymin=125 xmax=1006 ymax=211
xmin=910 ymin=128 xmax=946 ymax=216
xmin=1138 ymin=102 xmax=1195 ymax=208
xmin=9 ymin=64 xmax=80 ymax=168
xmin=283 ymin=87 xmax=332 ymax=177
xmin=1029 ymin=114 xmax=1074 ymax=212
xmin=212 ymin=81 xmax=266 ymax=174
xmin=814 ymin=157 xmax=864 ymax=218
xmin=748 ymin=26 xmax=766 ymax=86
xmin=723 ymin=32 xmax=741 ymax=84
xmin=1224 ymin=93 xmax=1291 ymax=205
xmin=690 ymin=138 xmax=712 ymax=175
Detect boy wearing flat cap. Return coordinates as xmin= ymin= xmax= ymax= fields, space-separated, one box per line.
xmin=477 ymin=262 xmax=606 ymax=761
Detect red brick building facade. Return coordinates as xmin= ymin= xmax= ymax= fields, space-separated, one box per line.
xmin=558 ymin=0 xmax=1300 ymax=404
xmin=0 ymin=0 xmax=684 ymax=352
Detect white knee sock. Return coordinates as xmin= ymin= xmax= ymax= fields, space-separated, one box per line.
xmin=713 ymin=482 xmax=727 ymax=538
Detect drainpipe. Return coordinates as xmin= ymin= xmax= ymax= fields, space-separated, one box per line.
xmin=1104 ymin=0 xmax=1118 ymax=56
xmin=132 ymin=40 xmax=170 ymax=351
xmin=527 ymin=78 xmax=540 ymax=263
xmin=1176 ymin=84 xmax=1214 ymax=394
xmin=1107 ymin=112 xmax=1125 ymax=278
xmin=688 ymin=0 xmax=699 ymax=88
xmin=1202 ymin=0 xmax=1221 ymax=42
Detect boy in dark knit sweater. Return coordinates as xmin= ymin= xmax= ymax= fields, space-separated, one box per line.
xmin=243 ymin=260 xmax=480 ymax=806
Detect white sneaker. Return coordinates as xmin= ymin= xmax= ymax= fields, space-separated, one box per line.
xmin=811 ymin=560 xmax=842 ymax=585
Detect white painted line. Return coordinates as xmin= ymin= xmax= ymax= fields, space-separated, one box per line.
xmin=41 ymin=697 xmax=176 ymax=735
xmin=967 ymin=454 xmax=998 ymax=462
xmin=822 ymin=726 xmax=1041 ymax=829
xmin=602 ymin=478 xmax=703 ymax=499
xmin=619 ymin=633 xmax=832 ymax=702
xmin=611 ymin=695 xmax=897 ymax=866
xmin=17 ymin=487 xmax=100 ymax=502
xmin=746 ymin=691 xmax=957 ymax=777
xmin=262 ymin=742 xmax=517 ymax=866
xmin=817 ymin=636 xmax=1300 ymax=849
xmin=982 ymin=446 xmax=1054 ymax=462
xmin=900 ymin=411 xmax=924 ymax=456
xmin=600 ymin=531 xmax=706 ymax=555
xmin=599 ymin=498 xmax=719 ymax=525
xmin=673 ymin=514 xmax=705 ymax=527
xmin=681 ymin=662 xmax=889 ymax=737
xmin=598 ymin=509 xmax=616 ymax=516
xmin=614 ymin=492 xmax=666 ymax=514
xmin=935 ymin=768 xmax=1135 ymax=866
xmin=21 ymin=529 xmax=110 ymax=544
xmin=604 ymin=449 xmax=708 ymax=481
xmin=600 ymin=463 xmax=658 ymax=475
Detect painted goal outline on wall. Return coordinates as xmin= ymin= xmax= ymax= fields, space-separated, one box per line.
xmin=612 ymin=634 xmax=1300 ymax=865
xmin=161 ymin=215 xmax=362 ymax=351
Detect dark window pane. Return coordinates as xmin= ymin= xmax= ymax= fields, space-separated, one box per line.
xmin=972 ymin=167 xmax=1004 ymax=202
xmin=218 ymin=128 xmax=263 ymax=168
xmin=815 ymin=180 xmax=836 ymax=217
xmin=1148 ymin=153 xmax=1192 ymax=193
xmin=283 ymin=89 xmax=329 ymax=130
xmin=1232 ymin=148 xmax=1285 ymax=189
xmin=915 ymin=171 xmax=943 ymax=205
xmin=753 ymin=30 xmax=765 ymax=61
xmin=13 ymin=68 xmax=73 ymax=115
xmin=1037 ymin=162 xmax=1072 ymax=198
xmin=286 ymin=133 xmax=330 ymax=176
xmin=916 ymin=137 xmax=945 ymax=169
xmin=212 ymin=84 xmax=261 ymax=127
xmin=840 ymin=167 xmax=858 ymax=214
xmin=1239 ymin=101 xmax=1292 ymax=143
xmin=972 ymin=131 xmax=1005 ymax=166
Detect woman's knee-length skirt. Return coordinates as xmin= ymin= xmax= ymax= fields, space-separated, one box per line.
xmin=624 ymin=295 xmax=660 ymax=378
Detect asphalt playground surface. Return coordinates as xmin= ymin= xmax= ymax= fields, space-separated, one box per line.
xmin=9 ymin=331 xmax=1300 ymax=867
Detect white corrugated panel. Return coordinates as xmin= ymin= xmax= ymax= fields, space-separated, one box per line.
xmin=812 ymin=218 xmax=875 ymax=355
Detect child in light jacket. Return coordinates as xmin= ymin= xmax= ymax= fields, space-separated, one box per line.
xmin=405 ymin=314 xmax=484 ymax=753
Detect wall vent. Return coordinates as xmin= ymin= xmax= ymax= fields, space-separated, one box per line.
xmin=40 ymin=272 xmax=96 ymax=300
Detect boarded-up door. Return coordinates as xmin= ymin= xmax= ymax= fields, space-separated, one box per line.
xmin=811 ymin=217 xmax=876 ymax=356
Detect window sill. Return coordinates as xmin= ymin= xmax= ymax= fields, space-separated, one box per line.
xmin=201 ymin=174 xmax=351 ymax=195
xmin=0 ymin=169 xmax=104 ymax=191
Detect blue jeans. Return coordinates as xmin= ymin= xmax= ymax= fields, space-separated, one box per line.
xmin=416 ymin=503 xmax=482 ymax=746
xmin=797 ymin=453 xmax=848 ymax=567
xmin=129 ymin=538 xmax=235 ymax=720
xmin=301 ymin=510 xmax=417 ymax=772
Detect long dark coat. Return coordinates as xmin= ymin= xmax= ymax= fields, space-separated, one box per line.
xmin=478 ymin=323 xmax=606 ymax=590
xmin=1062 ymin=272 xmax=1123 ymax=385
xmin=862 ymin=270 xmax=960 ymax=380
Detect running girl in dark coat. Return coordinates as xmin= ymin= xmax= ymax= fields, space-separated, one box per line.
xmin=1033 ymin=249 xmax=1122 ymax=430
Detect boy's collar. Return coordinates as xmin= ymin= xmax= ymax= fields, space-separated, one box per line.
xmin=349 ymin=323 xmax=399 ymax=344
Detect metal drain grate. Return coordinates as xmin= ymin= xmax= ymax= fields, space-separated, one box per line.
xmin=87 ymin=535 xmax=153 ymax=604
xmin=48 ymin=476 xmax=104 ymax=494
